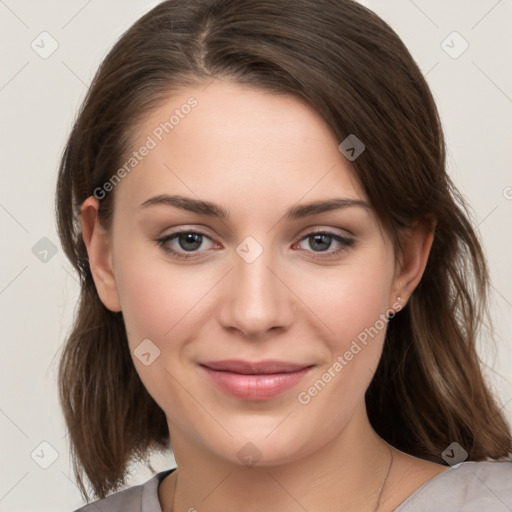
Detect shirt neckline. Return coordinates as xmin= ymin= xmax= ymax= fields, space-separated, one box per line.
xmin=391 ymin=463 xmax=456 ymax=510
xmin=148 ymin=463 xmax=467 ymax=512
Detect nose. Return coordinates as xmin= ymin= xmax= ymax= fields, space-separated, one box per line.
xmin=218 ymin=238 xmax=294 ymax=340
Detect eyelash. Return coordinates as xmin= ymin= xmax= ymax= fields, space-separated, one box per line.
xmin=154 ymin=228 xmax=354 ymax=261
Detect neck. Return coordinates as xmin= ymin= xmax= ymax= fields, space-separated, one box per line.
xmin=160 ymin=403 xmax=394 ymax=512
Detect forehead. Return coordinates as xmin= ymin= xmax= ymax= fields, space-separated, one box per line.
xmin=113 ymin=79 xmax=367 ymax=215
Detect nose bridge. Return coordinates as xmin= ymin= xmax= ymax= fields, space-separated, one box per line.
xmin=221 ymin=234 xmax=291 ymax=336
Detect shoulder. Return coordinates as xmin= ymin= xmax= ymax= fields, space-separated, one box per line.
xmin=395 ymin=460 xmax=512 ymax=511
xmin=72 ymin=469 xmax=175 ymax=512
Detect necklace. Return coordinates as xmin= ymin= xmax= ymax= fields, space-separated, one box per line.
xmin=373 ymin=444 xmax=394 ymax=512
xmin=169 ymin=472 xmax=178 ymax=512
xmin=169 ymin=445 xmax=394 ymax=512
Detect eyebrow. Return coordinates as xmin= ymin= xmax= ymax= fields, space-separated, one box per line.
xmin=139 ymin=194 xmax=370 ymax=221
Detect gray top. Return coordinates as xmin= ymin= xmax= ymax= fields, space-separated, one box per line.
xmin=74 ymin=461 xmax=512 ymax=511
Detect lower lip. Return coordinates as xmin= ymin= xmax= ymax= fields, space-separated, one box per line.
xmin=200 ymin=365 xmax=313 ymax=400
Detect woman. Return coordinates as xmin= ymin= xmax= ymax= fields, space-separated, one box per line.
xmin=55 ymin=0 xmax=512 ymax=510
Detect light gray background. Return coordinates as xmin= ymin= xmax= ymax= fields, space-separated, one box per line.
xmin=0 ymin=1 xmax=511 ymax=510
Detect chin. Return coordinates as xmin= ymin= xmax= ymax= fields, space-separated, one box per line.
xmin=197 ymin=420 xmax=327 ymax=469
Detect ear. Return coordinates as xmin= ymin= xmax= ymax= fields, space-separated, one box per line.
xmin=80 ymin=196 xmax=122 ymax=312
xmin=391 ymin=216 xmax=436 ymax=307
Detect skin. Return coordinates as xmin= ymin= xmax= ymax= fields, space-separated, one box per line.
xmin=81 ymin=79 xmax=447 ymax=511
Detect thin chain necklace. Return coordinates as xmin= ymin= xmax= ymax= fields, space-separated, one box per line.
xmin=169 ymin=445 xmax=394 ymax=512
xmin=373 ymin=444 xmax=394 ymax=512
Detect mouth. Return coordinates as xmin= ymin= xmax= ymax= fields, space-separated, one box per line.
xmin=198 ymin=359 xmax=315 ymax=400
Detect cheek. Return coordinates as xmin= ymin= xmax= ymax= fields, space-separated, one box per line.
xmin=301 ymin=249 xmax=395 ymax=353
xmin=113 ymin=242 xmax=209 ymax=352
xmin=292 ymin=245 xmax=395 ymax=414
xmin=113 ymin=250 xmax=214 ymax=417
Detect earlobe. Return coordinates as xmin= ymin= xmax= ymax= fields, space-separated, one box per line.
xmin=80 ymin=196 xmax=122 ymax=312
xmin=392 ymin=217 xmax=436 ymax=305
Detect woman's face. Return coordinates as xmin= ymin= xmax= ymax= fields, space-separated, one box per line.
xmin=86 ymin=79 xmax=406 ymax=466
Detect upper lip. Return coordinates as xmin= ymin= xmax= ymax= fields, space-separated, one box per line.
xmin=200 ymin=359 xmax=313 ymax=375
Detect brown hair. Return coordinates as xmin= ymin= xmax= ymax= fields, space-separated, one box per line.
xmin=55 ymin=0 xmax=512 ymax=501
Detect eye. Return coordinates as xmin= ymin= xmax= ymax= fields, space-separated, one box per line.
xmin=154 ymin=228 xmax=354 ymax=261
xmin=155 ymin=229 xmax=217 ymax=260
xmin=294 ymin=230 xmax=354 ymax=258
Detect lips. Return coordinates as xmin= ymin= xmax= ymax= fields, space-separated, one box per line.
xmin=201 ymin=359 xmax=311 ymax=374
xmin=199 ymin=359 xmax=314 ymax=400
